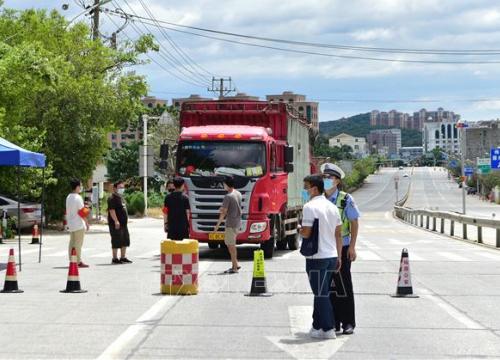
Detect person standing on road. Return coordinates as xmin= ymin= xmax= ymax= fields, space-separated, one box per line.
xmin=214 ymin=176 xmax=242 ymax=274
xmin=66 ymin=179 xmax=90 ymax=268
xmin=107 ymin=181 xmax=132 ymax=264
xmin=321 ymin=163 xmax=360 ymax=335
xmin=166 ymin=180 xmax=175 ymax=194
xmin=299 ymin=174 xmax=343 ymax=339
xmin=163 ymin=177 xmax=190 ymax=240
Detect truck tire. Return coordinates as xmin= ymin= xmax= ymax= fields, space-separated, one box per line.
xmin=287 ymin=233 xmax=299 ymax=250
xmin=261 ymin=237 xmax=275 ymax=259
xmin=208 ymin=242 xmax=219 ymax=249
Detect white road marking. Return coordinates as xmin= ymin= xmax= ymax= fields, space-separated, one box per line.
xmin=97 ymin=261 xmax=211 ymax=360
xmin=474 ymin=251 xmax=500 ymax=261
xmin=19 ymin=247 xmax=54 ymax=255
xmin=45 ymin=250 xmax=69 ymax=257
xmin=136 ymin=250 xmax=160 ymax=259
xmin=419 ymin=289 xmax=484 ymax=330
xmin=437 ymin=252 xmax=472 ymax=262
xmin=388 ymin=238 xmax=406 ymax=246
xmin=91 ymin=252 xmax=113 ymax=258
xmin=357 ymin=250 xmax=383 ymax=261
xmin=403 ymin=251 xmax=424 ymax=261
xmin=362 ymin=239 xmax=380 ymax=250
xmin=267 ymin=306 xmax=349 ymax=359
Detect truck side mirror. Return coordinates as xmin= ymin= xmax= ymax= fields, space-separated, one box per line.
xmin=284 ymin=145 xmax=294 ymax=163
xmin=285 ymin=163 xmax=294 ymax=173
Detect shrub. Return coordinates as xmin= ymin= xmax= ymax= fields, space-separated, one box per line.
xmin=148 ymin=192 xmax=165 ymax=208
xmin=125 ymin=192 xmax=145 ymax=216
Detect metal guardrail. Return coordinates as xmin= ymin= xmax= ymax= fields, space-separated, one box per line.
xmin=394 ymin=205 xmax=500 ymax=248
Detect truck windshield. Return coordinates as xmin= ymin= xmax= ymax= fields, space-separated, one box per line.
xmin=177 ymin=141 xmax=266 ymax=177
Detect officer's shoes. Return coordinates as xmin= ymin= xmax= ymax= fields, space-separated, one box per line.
xmin=343 ymin=324 xmax=354 ymax=335
xmin=322 ymin=329 xmax=337 ymax=339
xmin=309 ymin=328 xmax=323 ymax=339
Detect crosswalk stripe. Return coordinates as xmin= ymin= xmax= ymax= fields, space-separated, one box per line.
xmin=437 ymin=252 xmax=472 ymax=262
xmin=357 ymin=250 xmax=383 ymax=261
xmin=362 ymin=240 xmax=380 ymax=250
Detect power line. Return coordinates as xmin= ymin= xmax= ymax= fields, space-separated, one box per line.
xmin=110 ymin=1 xmax=210 ymax=87
xmin=102 ymin=8 xmax=500 ymax=56
xmin=117 ymin=0 xmax=211 ymax=86
xmin=138 ymin=0 xmax=216 ymax=80
xmin=104 ymin=12 xmax=207 ymax=88
xmin=103 ymin=10 xmax=500 ymax=65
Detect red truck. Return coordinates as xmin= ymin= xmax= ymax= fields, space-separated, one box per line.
xmin=176 ymin=100 xmax=314 ymax=258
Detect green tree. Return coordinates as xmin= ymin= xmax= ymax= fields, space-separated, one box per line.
xmin=0 ymin=7 xmax=158 ymax=219
xmin=106 ymin=142 xmax=140 ymax=185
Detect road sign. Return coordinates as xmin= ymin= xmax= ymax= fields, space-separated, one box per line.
xmin=491 ymin=148 xmax=500 ymax=170
xmin=464 ymin=167 xmax=474 ymax=176
xmin=449 ymin=160 xmax=458 ymax=168
xmin=477 ymin=157 xmax=491 ymax=174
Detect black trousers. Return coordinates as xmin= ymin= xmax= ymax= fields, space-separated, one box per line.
xmin=330 ymin=245 xmax=356 ymax=329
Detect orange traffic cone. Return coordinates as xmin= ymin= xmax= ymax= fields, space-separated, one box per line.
xmin=30 ymin=224 xmax=39 ymax=244
xmin=60 ymin=248 xmax=87 ymax=293
xmin=1 ymin=248 xmax=23 ymax=293
xmin=391 ymin=248 xmax=418 ymax=298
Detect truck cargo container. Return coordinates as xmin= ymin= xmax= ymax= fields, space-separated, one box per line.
xmin=176 ymin=100 xmax=314 ymax=258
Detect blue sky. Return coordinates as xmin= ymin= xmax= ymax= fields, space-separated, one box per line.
xmin=5 ymin=0 xmax=500 ymax=122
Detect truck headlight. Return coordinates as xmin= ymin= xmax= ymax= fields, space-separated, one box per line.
xmin=250 ymin=222 xmax=267 ymax=233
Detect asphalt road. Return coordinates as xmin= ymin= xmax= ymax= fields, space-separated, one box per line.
xmin=1 ymin=168 xmax=500 ymax=359
xmin=405 ymin=166 xmax=499 ymax=245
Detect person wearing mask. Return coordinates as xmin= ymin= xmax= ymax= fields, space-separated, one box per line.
xmin=107 ymin=181 xmax=132 ymax=264
xmin=299 ymin=174 xmax=343 ymax=339
xmin=65 ymin=179 xmax=90 ymax=268
xmin=166 ymin=180 xmax=175 ymax=194
xmin=321 ymin=163 xmax=360 ymax=335
xmin=163 ymin=177 xmax=190 ymax=240
xmin=215 ymin=176 xmax=242 ymax=274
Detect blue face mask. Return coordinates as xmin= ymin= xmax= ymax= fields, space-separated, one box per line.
xmin=324 ymin=179 xmax=334 ymax=191
xmin=301 ymin=189 xmax=310 ymax=202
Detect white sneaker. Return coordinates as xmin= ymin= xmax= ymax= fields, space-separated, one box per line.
xmin=309 ymin=328 xmax=323 ymax=339
xmin=322 ymin=329 xmax=337 ymax=339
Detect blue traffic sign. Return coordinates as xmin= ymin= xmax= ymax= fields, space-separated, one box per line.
xmin=491 ymin=148 xmax=500 ymax=170
xmin=464 ymin=167 xmax=474 ymax=176
xmin=449 ymin=160 xmax=458 ymax=168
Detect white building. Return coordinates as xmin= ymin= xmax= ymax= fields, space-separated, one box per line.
xmin=423 ymin=119 xmax=460 ymax=154
xmin=329 ymin=133 xmax=367 ymax=157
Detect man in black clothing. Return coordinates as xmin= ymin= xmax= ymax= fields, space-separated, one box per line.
xmin=163 ymin=177 xmax=190 ymax=240
xmin=107 ymin=181 xmax=132 ymax=264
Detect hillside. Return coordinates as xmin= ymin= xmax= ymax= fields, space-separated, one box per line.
xmin=319 ymin=113 xmax=422 ymax=147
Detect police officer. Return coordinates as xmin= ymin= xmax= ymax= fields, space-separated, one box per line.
xmin=321 ymin=163 xmax=360 ymax=335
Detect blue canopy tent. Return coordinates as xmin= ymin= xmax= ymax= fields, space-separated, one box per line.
xmin=0 ymin=137 xmax=46 ymax=270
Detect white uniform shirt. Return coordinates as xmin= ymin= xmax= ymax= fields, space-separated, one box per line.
xmin=301 ymin=195 xmax=342 ymax=259
xmin=65 ymin=193 xmax=86 ymax=232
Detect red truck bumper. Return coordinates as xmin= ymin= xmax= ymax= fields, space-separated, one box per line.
xmin=190 ymin=218 xmax=271 ymax=245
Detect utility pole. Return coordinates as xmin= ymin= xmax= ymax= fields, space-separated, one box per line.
xmin=91 ymin=0 xmax=100 ymax=41
xmin=459 ymin=125 xmax=467 ymax=214
xmin=208 ymin=77 xmax=235 ymax=99
xmin=142 ymin=114 xmax=149 ymax=217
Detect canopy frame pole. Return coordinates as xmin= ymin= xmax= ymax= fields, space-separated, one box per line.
xmin=38 ymin=167 xmax=45 ymax=263
xmin=17 ymin=165 xmax=21 ymax=271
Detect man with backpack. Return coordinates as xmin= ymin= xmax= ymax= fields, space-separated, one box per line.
xmin=321 ymin=163 xmax=361 ymax=335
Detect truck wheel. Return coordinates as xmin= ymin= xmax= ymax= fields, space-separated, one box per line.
xmin=276 ymin=239 xmax=287 ymax=251
xmin=208 ymin=242 xmax=219 ymax=249
xmin=261 ymin=238 xmax=275 ymax=259
xmin=287 ymin=233 xmax=299 ymax=250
